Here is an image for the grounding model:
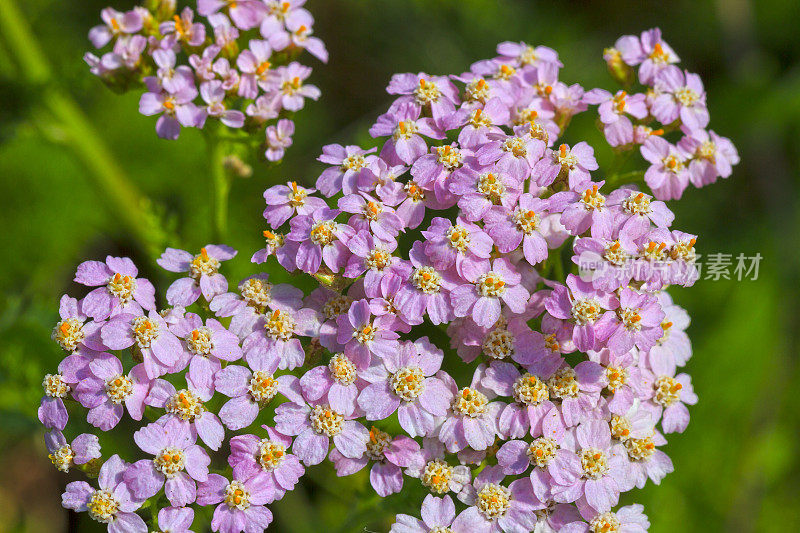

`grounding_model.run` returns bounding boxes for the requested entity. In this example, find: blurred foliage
[1,0,799,531]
